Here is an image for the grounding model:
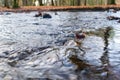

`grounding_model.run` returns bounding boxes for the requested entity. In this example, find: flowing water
[0,11,120,80]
